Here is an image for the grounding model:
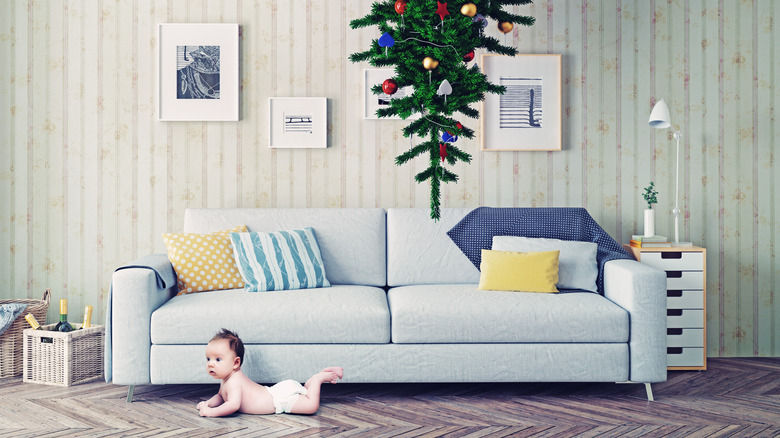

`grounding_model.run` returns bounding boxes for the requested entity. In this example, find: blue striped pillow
[229,228,331,292]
